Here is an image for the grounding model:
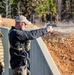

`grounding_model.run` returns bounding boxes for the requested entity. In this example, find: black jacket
[8,26,48,69]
